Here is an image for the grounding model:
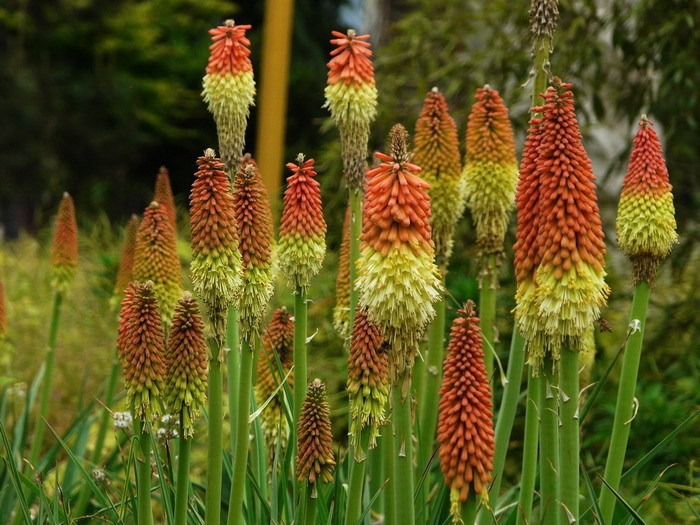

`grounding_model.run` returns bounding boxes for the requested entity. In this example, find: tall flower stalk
[228,161,274,525]
[154,166,177,231]
[599,117,677,524]
[30,192,78,470]
[278,155,327,429]
[117,281,168,525]
[437,301,494,523]
[333,206,352,339]
[202,20,255,173]
[463,85,518,378]
[165,293,208,525]
[356,124,442,524]
[189,149,241,525]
